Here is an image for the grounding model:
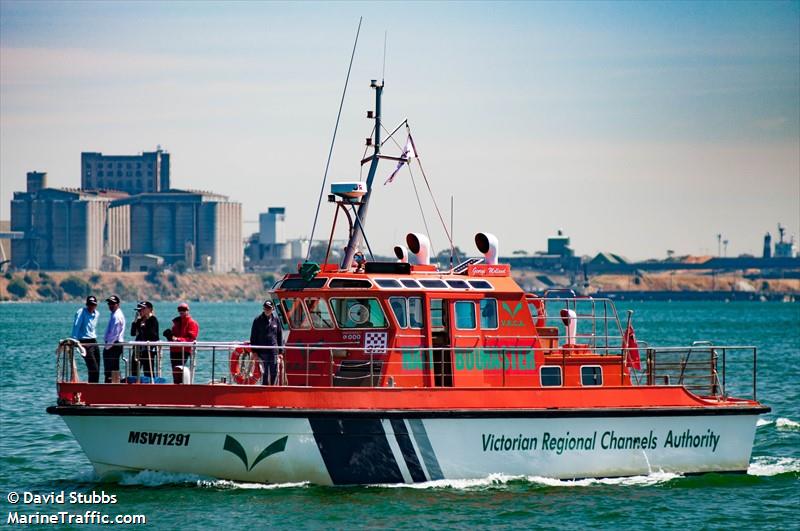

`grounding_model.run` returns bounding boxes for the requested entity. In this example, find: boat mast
[341,79,383,269]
